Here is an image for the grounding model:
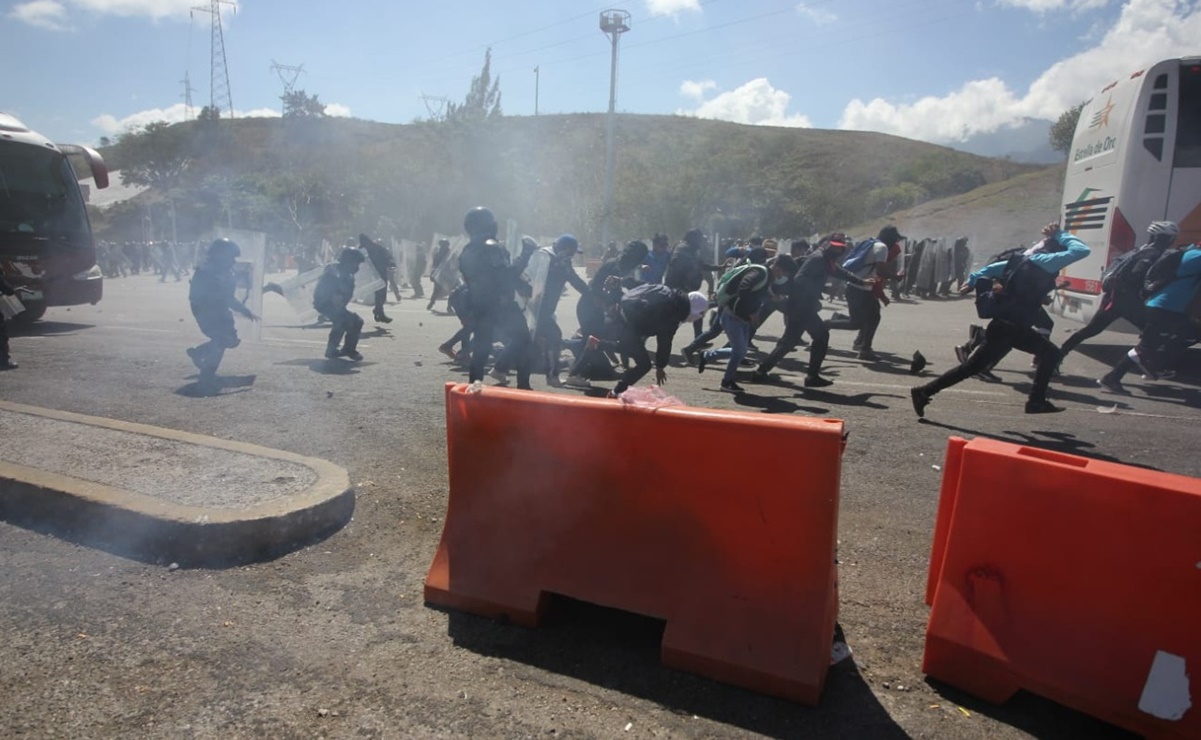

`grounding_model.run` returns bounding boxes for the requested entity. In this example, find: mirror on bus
[57,144,109,190]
